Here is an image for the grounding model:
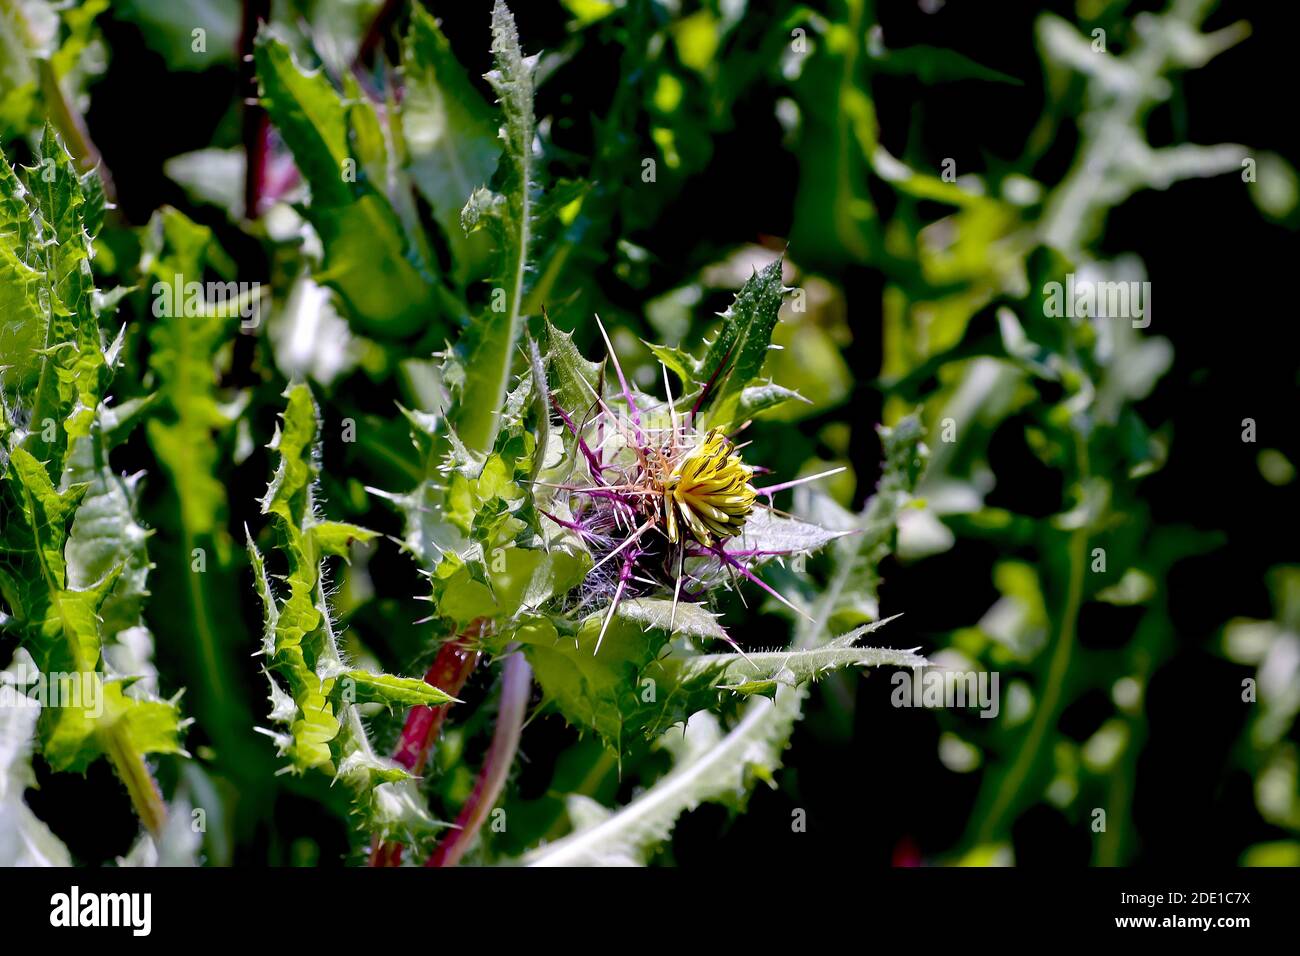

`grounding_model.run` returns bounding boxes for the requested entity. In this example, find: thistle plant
[363,248,927,863]
[0,0,938,871]
[535,266,847,654]
[43,0,1274,871]
[0,129,185,850]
